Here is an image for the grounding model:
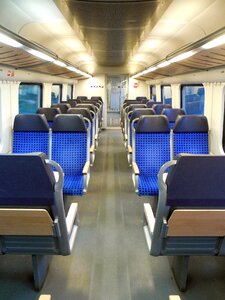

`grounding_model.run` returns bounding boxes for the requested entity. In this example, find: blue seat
[0,152,78,290]
[152,103,172,114]
[132,115,170,196]
[146,101,159,108]
[52,114,90,196]
[161,108,185,129]
[13,114,49,156]
[136,96,148,102]
[143,154,225,291]
[67,107,95,165]
[173,115,209,158]
[36,107,61,128]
